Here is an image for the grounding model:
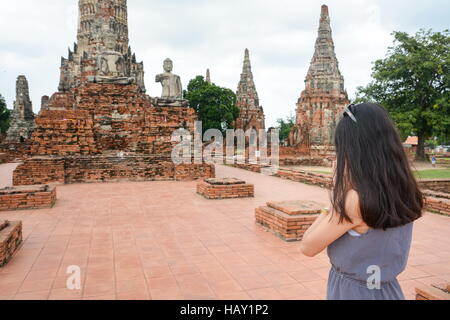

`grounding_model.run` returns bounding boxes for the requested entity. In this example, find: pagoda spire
[305,4,345,94]
[237,48,259,107]
[77,0,130,55]
[206,69,211,84]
